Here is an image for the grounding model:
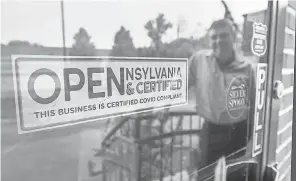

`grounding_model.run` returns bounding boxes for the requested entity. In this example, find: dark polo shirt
[188,49,256,125]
